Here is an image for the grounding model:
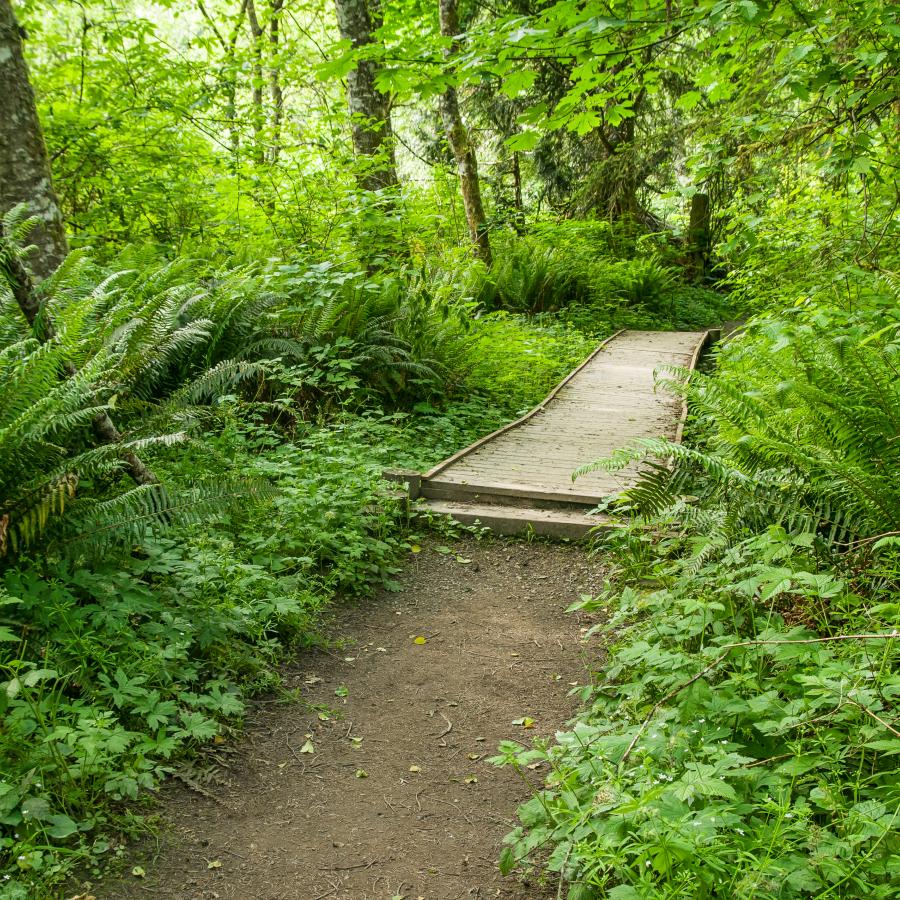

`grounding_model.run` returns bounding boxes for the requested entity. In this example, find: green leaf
[502,70,537,98]
[46,814,79,839]
[607,887,642,900]
[506,130,540,152]
[20,797,52,822]
[675,91,702,111]
[22,668,58,687]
